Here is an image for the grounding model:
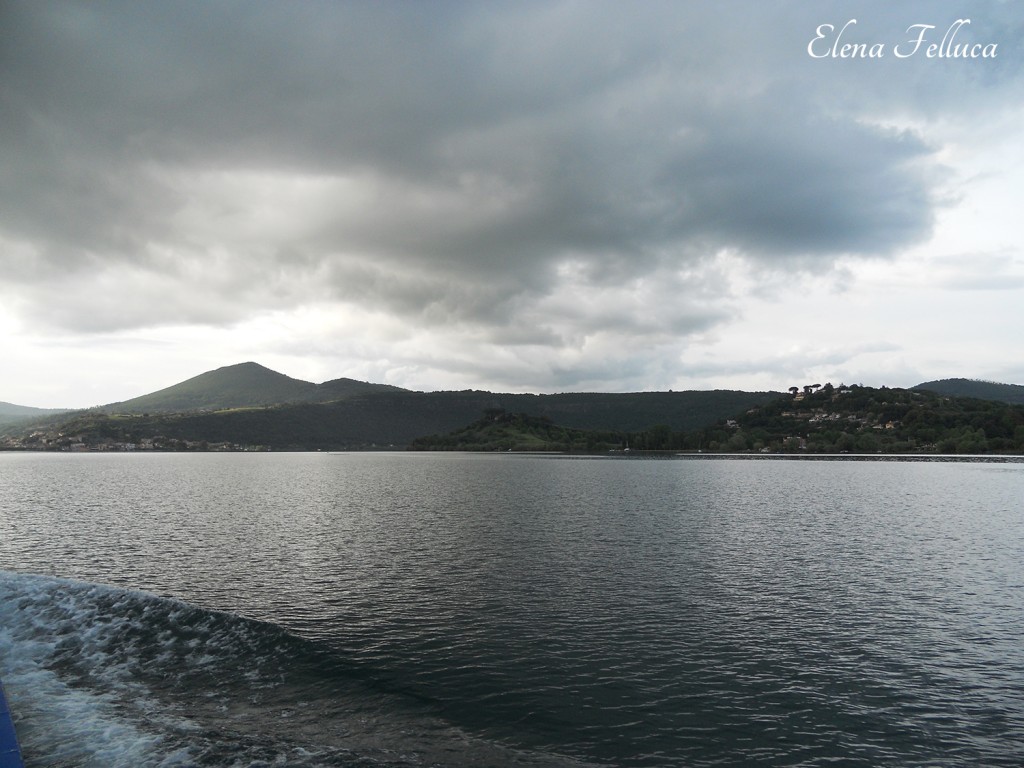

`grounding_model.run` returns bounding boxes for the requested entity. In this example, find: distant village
[0,432,268,452]
[781,384,901,430]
